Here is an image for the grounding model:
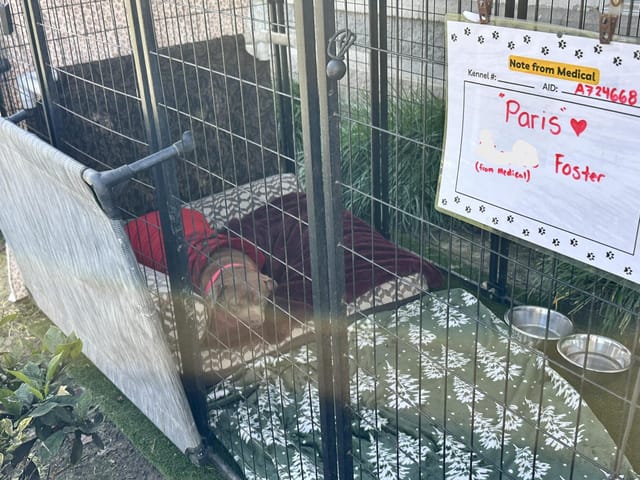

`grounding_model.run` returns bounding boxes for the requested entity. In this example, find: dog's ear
[261,275,277,296]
